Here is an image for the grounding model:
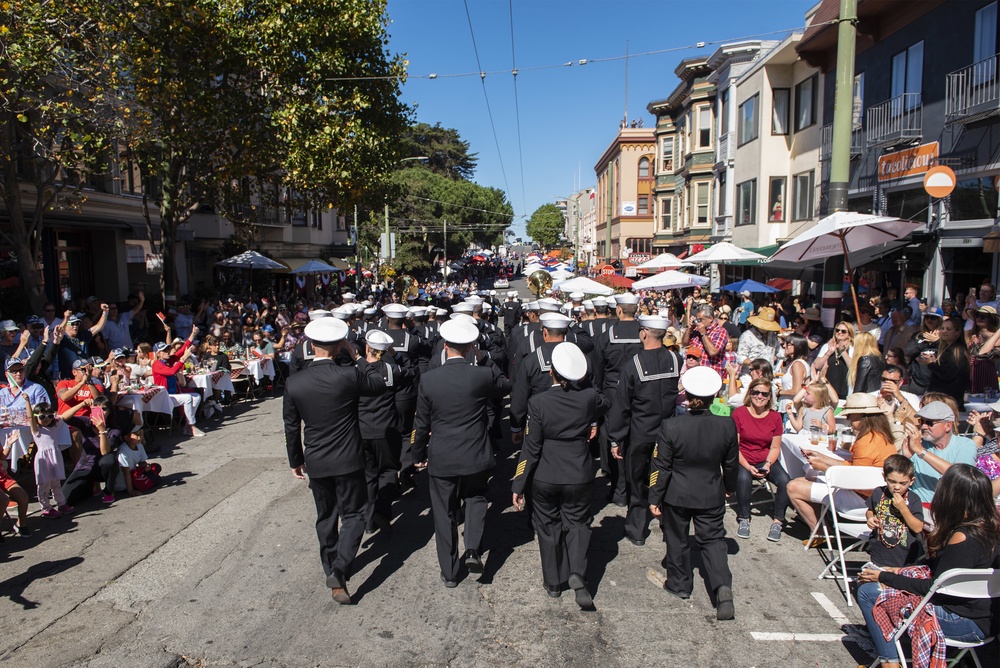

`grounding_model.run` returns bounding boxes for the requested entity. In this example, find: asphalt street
[1,278,996,667]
